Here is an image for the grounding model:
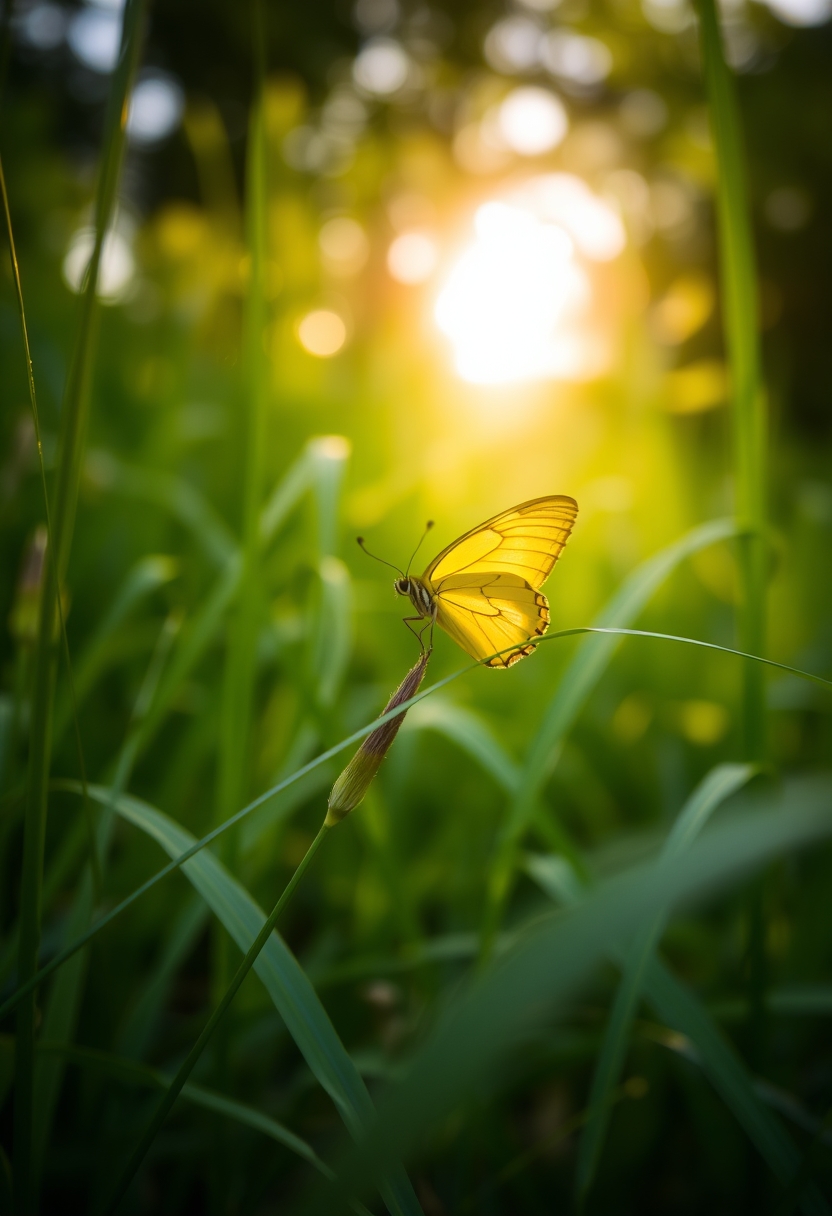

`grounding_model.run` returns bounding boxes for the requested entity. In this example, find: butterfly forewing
[421,496,577,667]
[423,495,578,591]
